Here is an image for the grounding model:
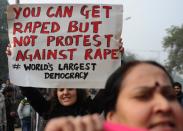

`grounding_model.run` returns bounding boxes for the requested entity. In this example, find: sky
[122,0,183,63]
[7,0,183,63]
